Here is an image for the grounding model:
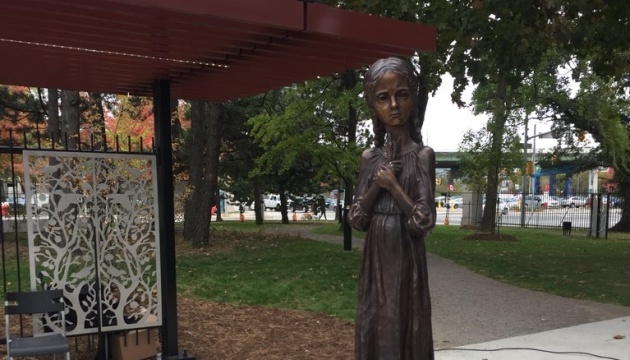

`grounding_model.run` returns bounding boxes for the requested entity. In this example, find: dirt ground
[6,299,354,360]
